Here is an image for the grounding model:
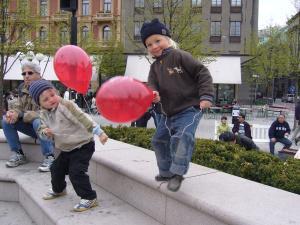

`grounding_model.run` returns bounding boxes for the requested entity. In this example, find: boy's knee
[32,118,41,130]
